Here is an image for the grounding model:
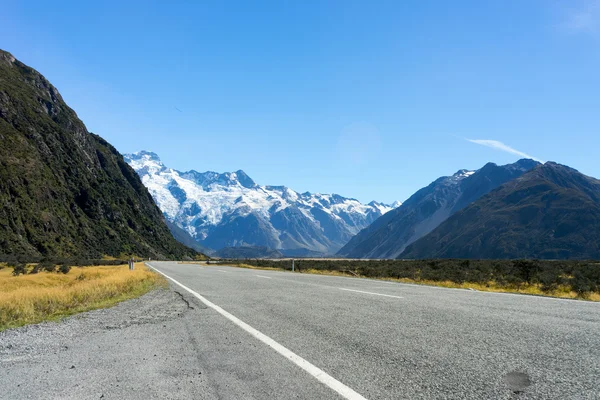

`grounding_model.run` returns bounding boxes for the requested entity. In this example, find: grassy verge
[223,262,600,301]
[0,263,166,331]
[177,261,208,265]
[230,263,285,272]
[379,276,600,301]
